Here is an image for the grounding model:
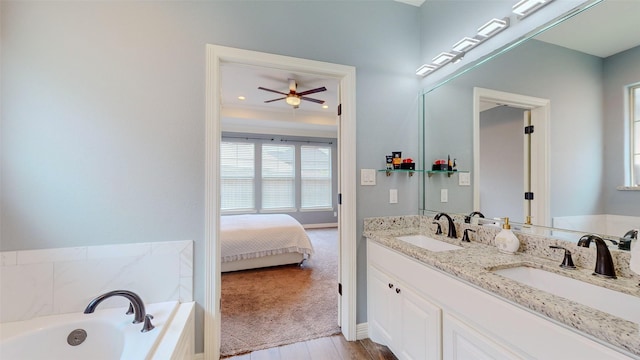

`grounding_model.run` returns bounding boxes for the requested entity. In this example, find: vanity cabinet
[369,264,441,360]
[366,239,635,360]
[442,313,523,360]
